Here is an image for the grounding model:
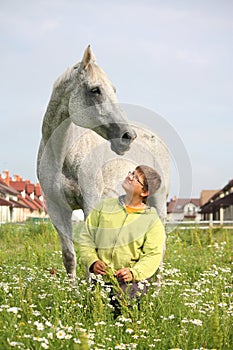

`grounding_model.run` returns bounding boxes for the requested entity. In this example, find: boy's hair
[136,165,161,202]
